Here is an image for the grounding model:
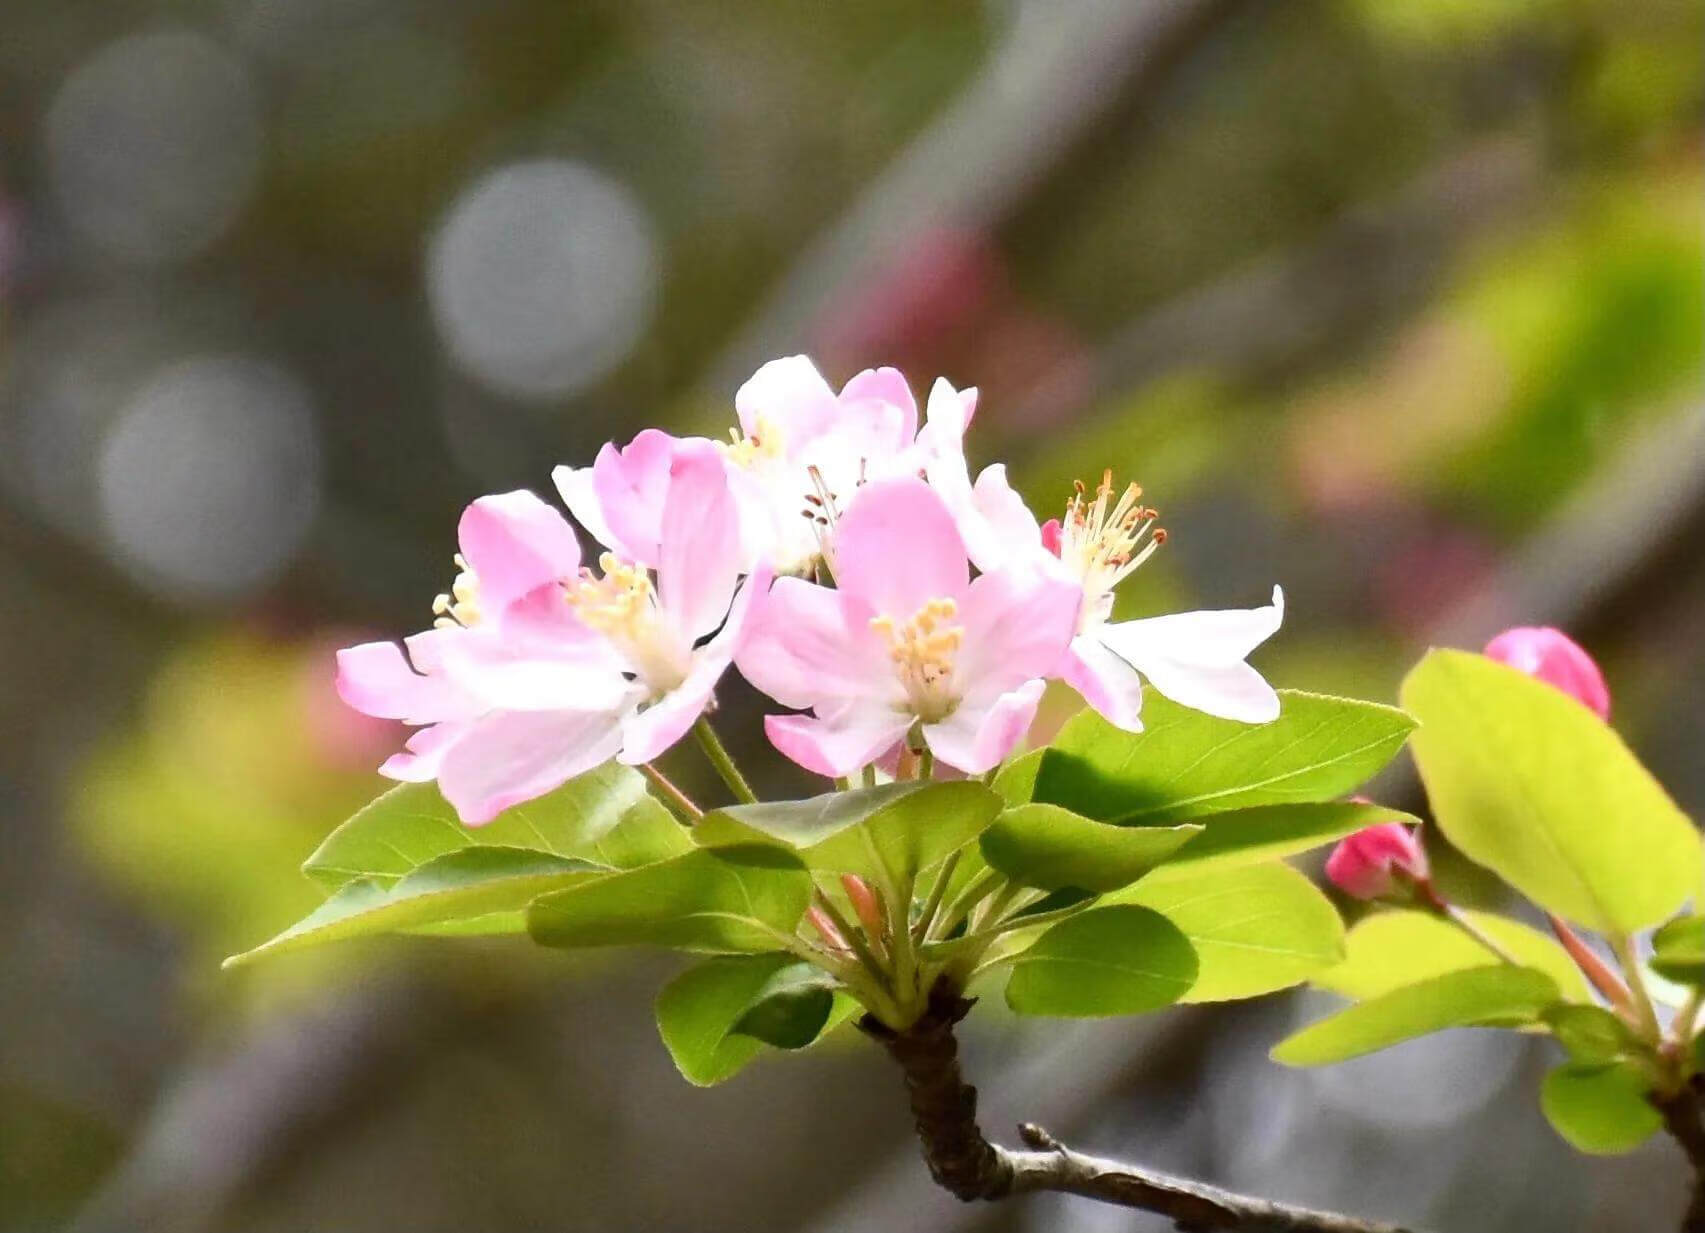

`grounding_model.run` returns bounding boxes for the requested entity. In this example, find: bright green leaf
[656,954,793,1086]
[1544,1005,1640,1064]
[1651,916,1705,986]
[697,781,1003,891]
[1401,650,1699,934]
[526,845,811,954]
[1005,905,1197,1017]
[979,804,1201,893]
[1315,908,1594,1005]
[305,762,688,891]
[1112,862,1345,1002]
[1272,965,1560,1066]
[1151,802,1421,877]
[1034,690,1414,826]
[1540,1062,1662,1154]
[224,847,601,967]
[992,749,1042,806]
[730,962,840,1049]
